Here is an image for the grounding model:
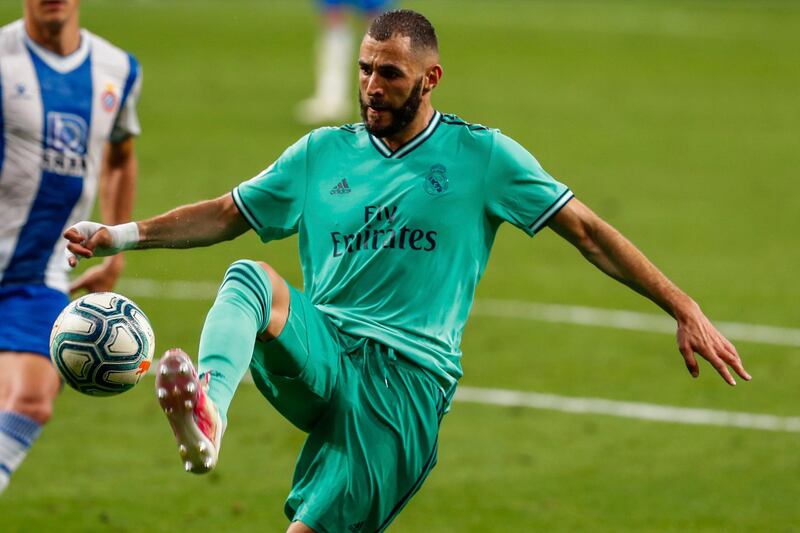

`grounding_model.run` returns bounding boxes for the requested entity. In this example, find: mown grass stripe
[118,279,800,348]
